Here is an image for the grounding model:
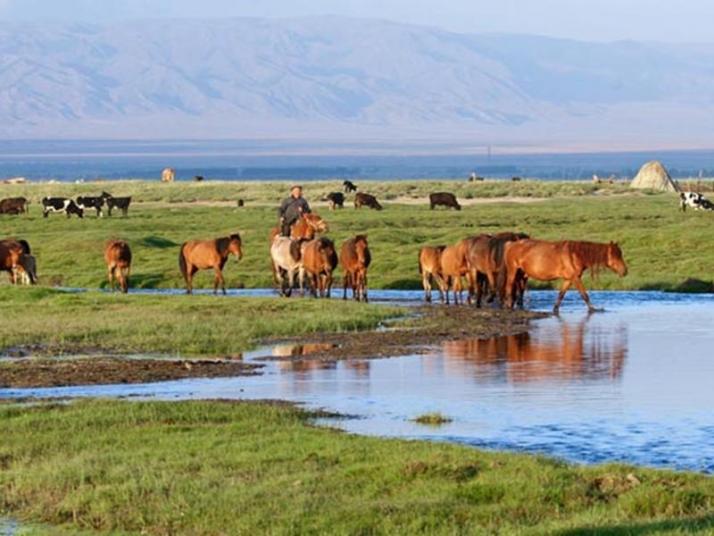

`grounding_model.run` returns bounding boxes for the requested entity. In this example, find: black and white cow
[42,197,84,218]
[100,192,132,217]
[76,196,105,217]
[680,192,714,211]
